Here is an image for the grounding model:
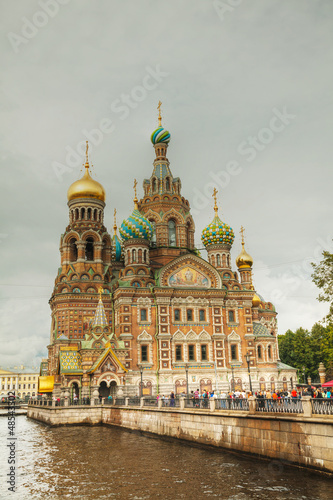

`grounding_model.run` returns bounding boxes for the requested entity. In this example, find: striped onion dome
[151,127,171,145]
[120,208,153,241]
[201,214,235,247]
